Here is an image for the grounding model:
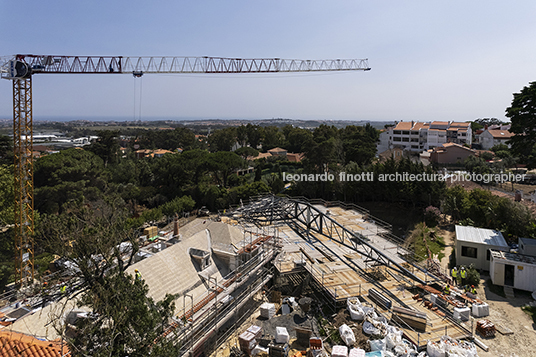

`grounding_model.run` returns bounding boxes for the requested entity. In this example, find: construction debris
[427,335,478,357]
